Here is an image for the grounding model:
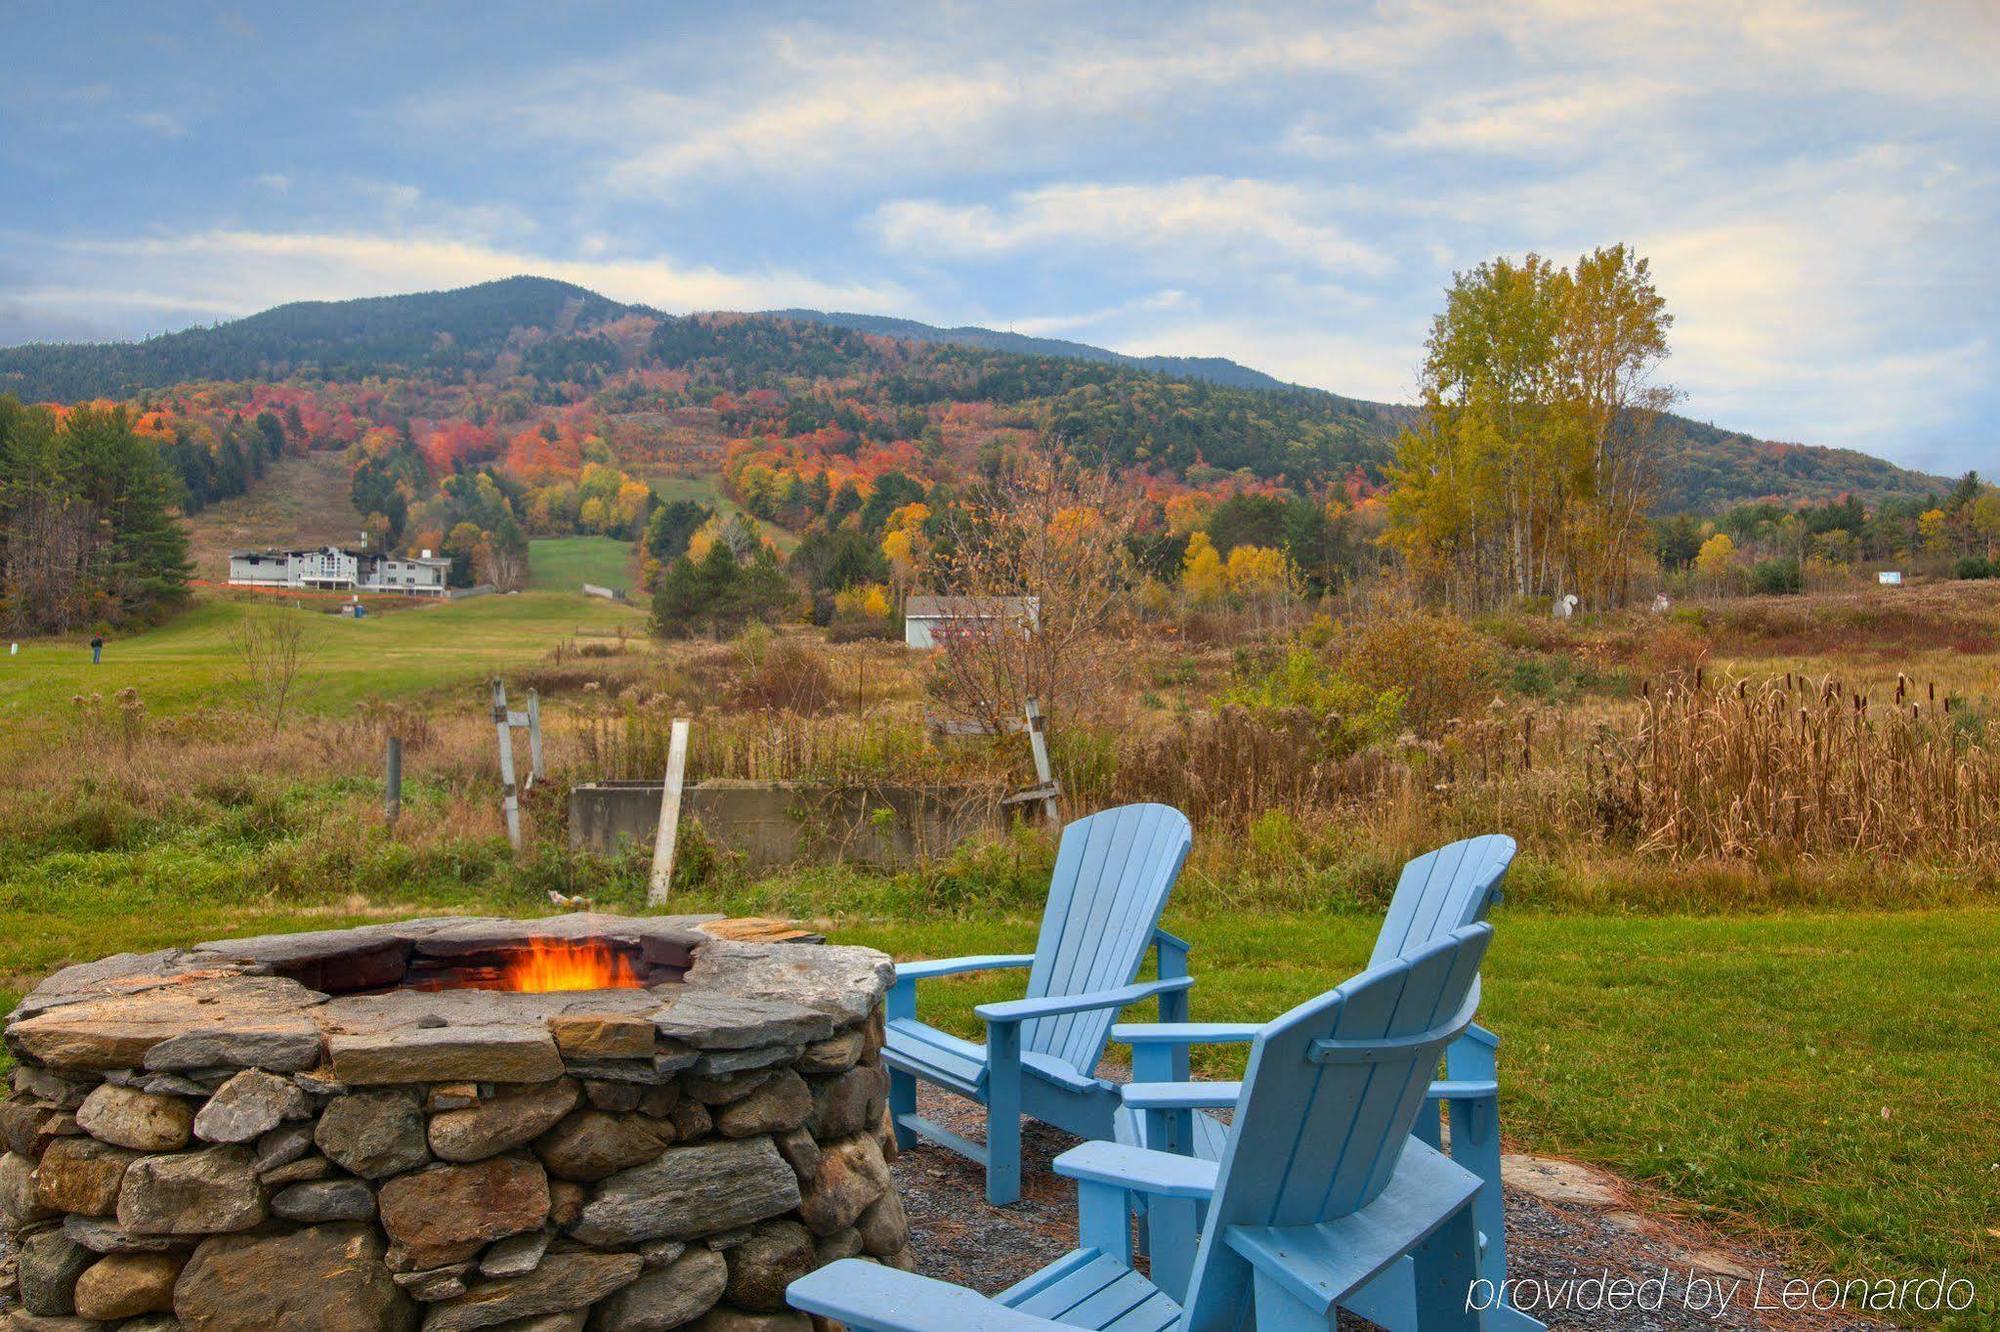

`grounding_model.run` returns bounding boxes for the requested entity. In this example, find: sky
[1,1,1995,473]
